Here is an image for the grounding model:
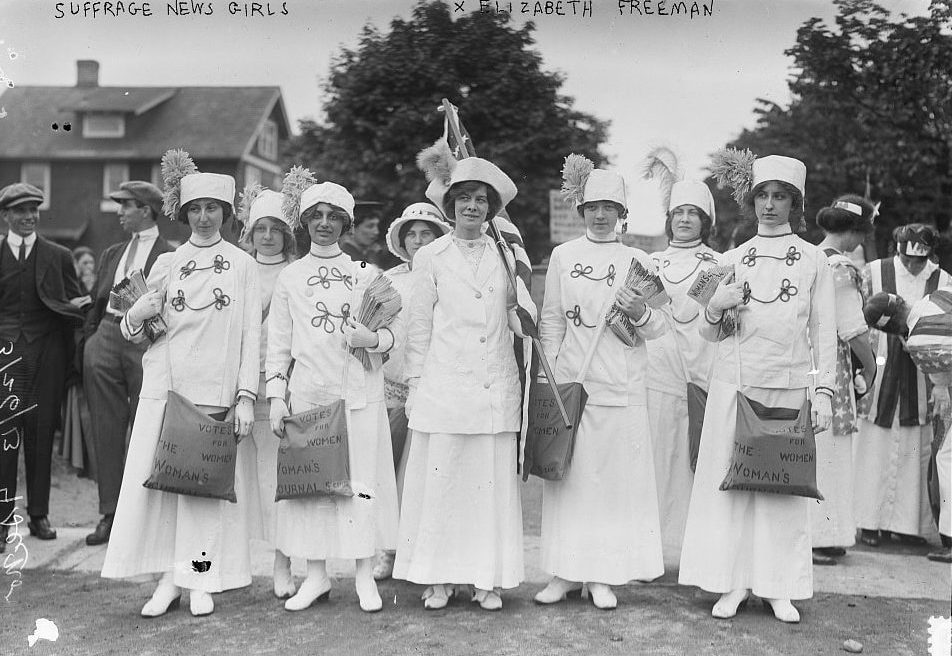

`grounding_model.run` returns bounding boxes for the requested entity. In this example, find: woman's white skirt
[678,380,813,600]
[647,388,694,561]
[273,395,398,560]
[809,429,856,548]
[853,418,933,536]
[101,398,256,592]
[393,431,524,590]
[541,403,664,585]
[246,376,278,544]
